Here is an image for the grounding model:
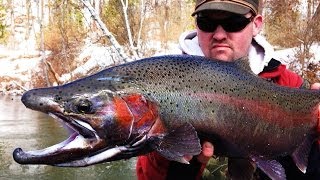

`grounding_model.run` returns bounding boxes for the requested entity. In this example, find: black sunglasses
[196,15,254,33]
